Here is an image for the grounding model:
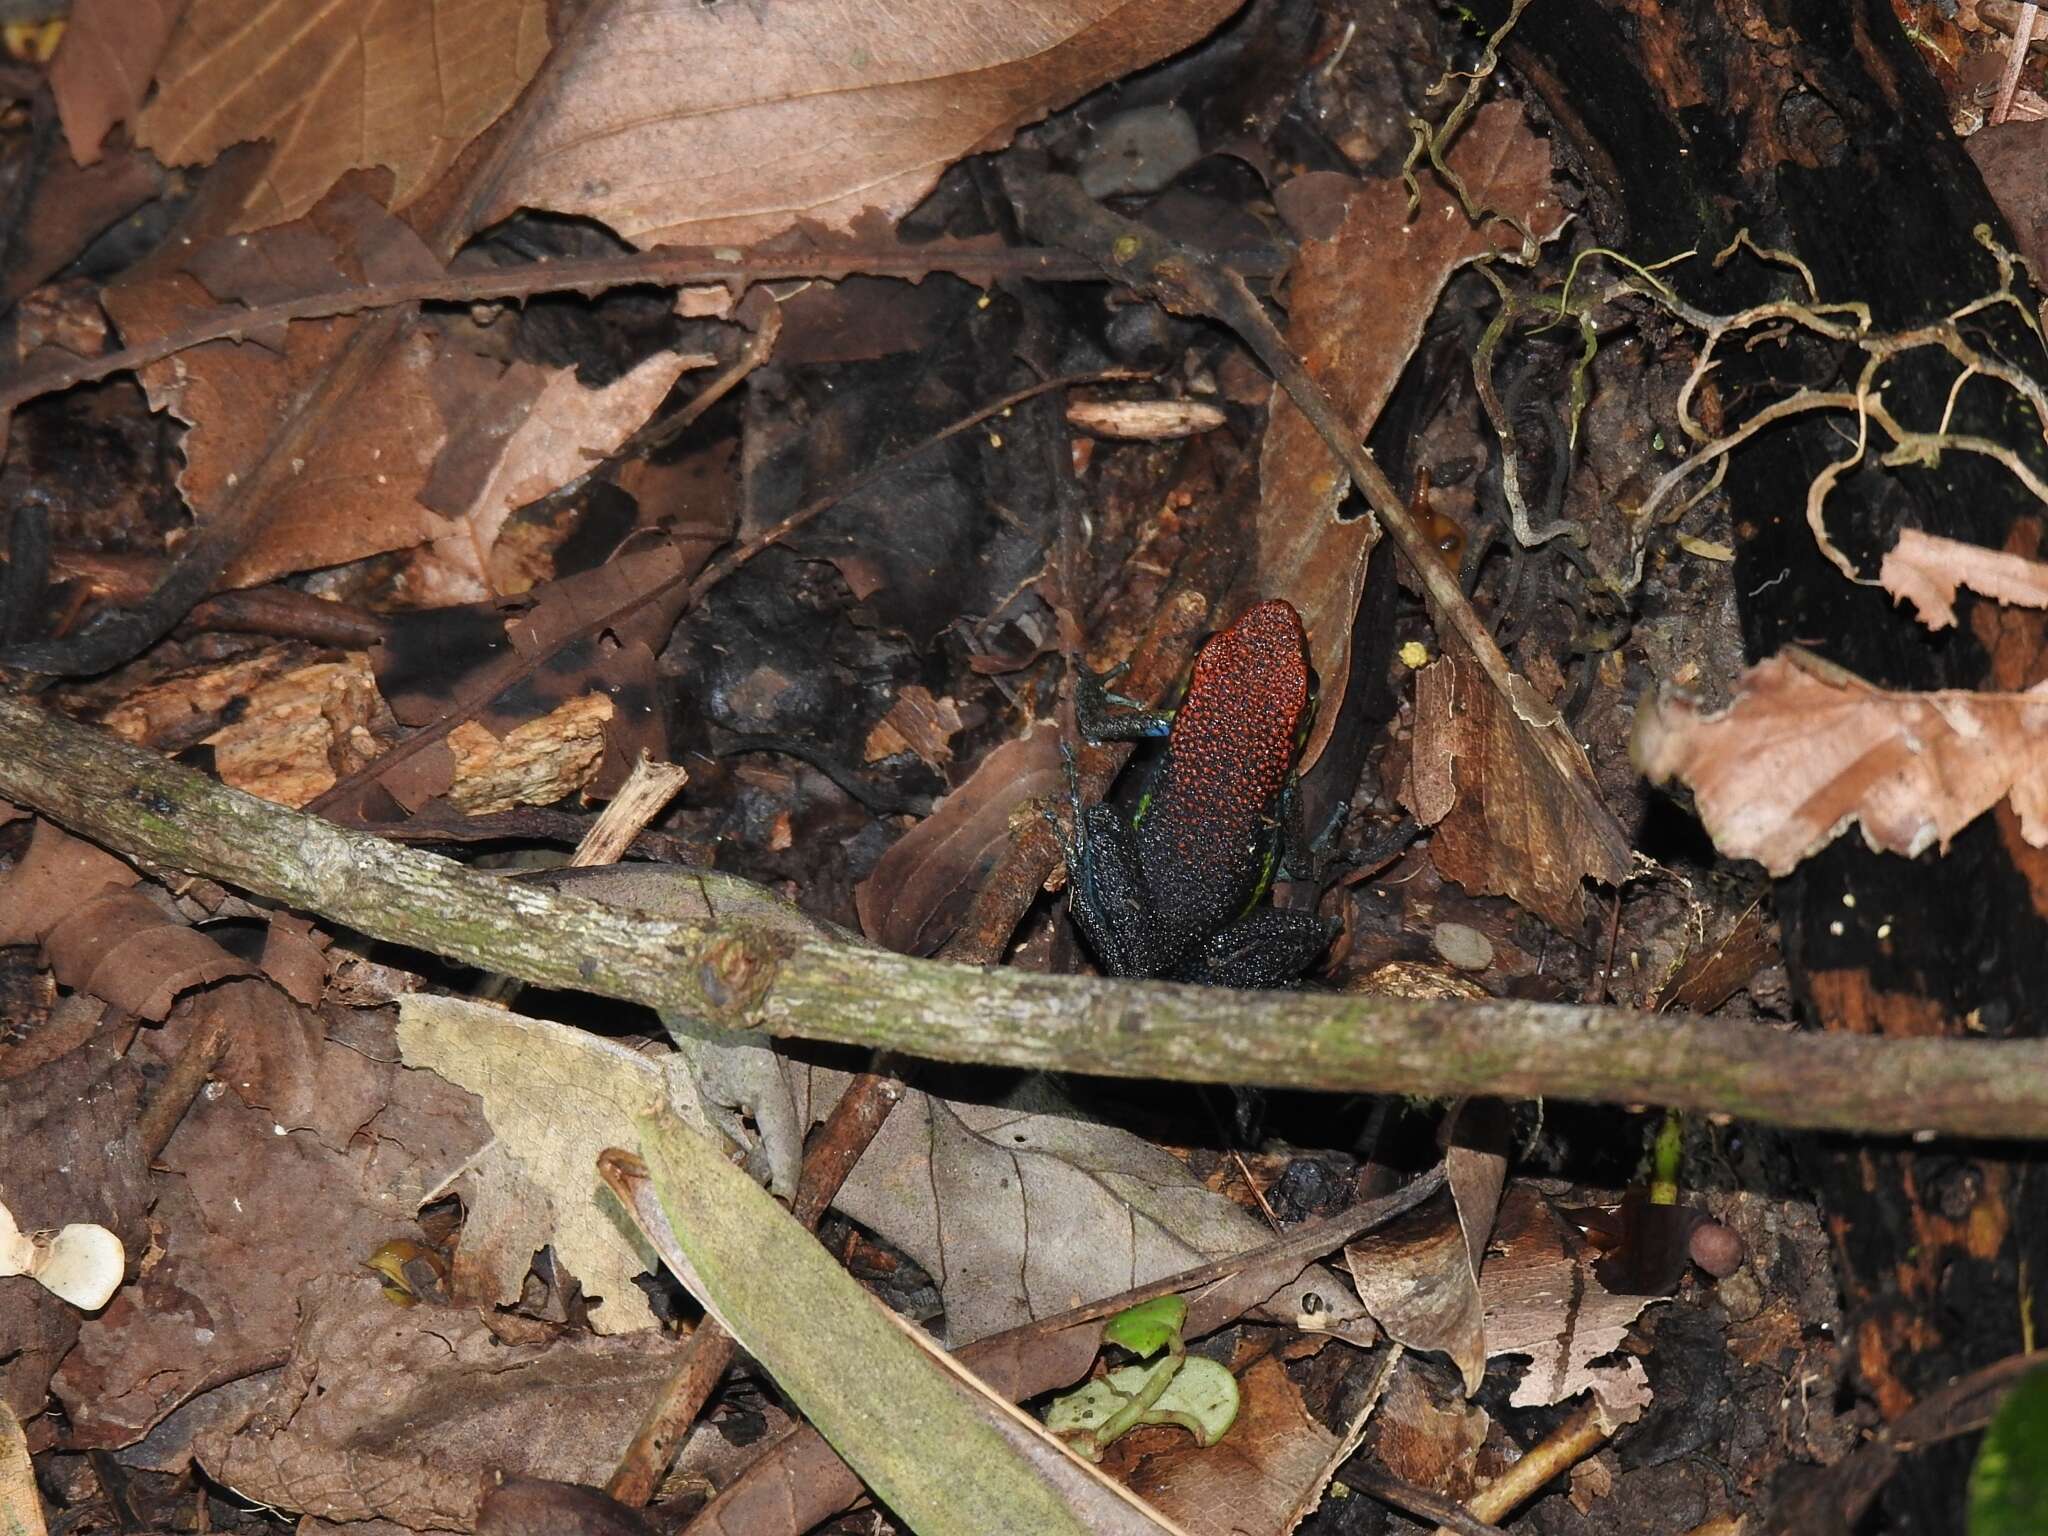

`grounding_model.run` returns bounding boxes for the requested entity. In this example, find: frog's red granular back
[1139,599,1313,929]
